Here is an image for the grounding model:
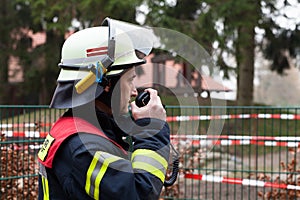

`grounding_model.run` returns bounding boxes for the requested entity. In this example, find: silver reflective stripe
[132,154,166,175]
[85,151,122,200]
[131,149,168,182]
[39,163,47,178]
